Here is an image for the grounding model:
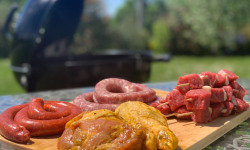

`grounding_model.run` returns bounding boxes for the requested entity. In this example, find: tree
[149,19,170,54]
[166,0,250,54]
